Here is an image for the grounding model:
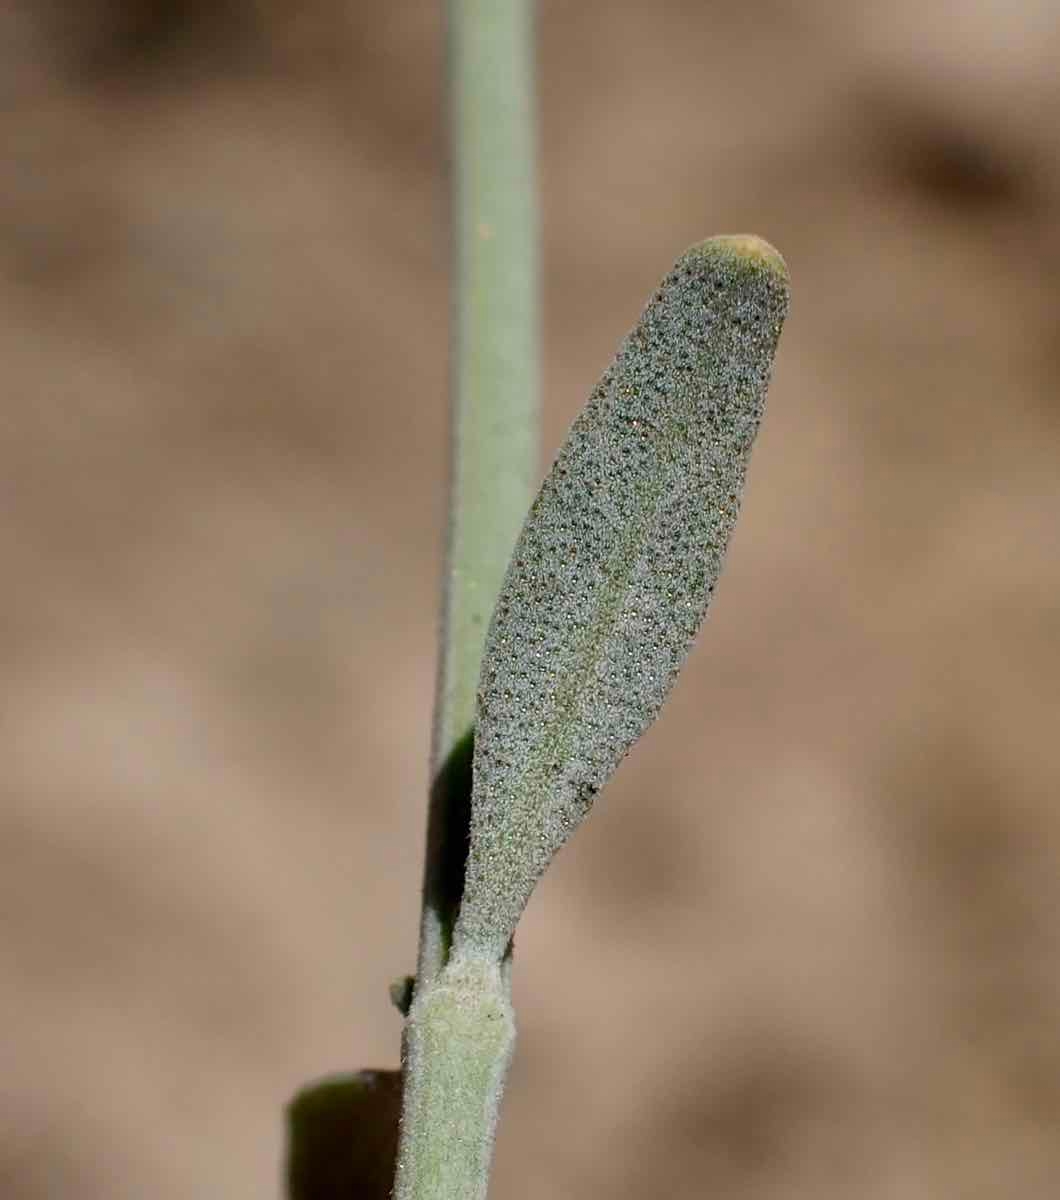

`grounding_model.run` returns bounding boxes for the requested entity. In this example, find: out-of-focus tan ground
[2,4,1059,1198]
